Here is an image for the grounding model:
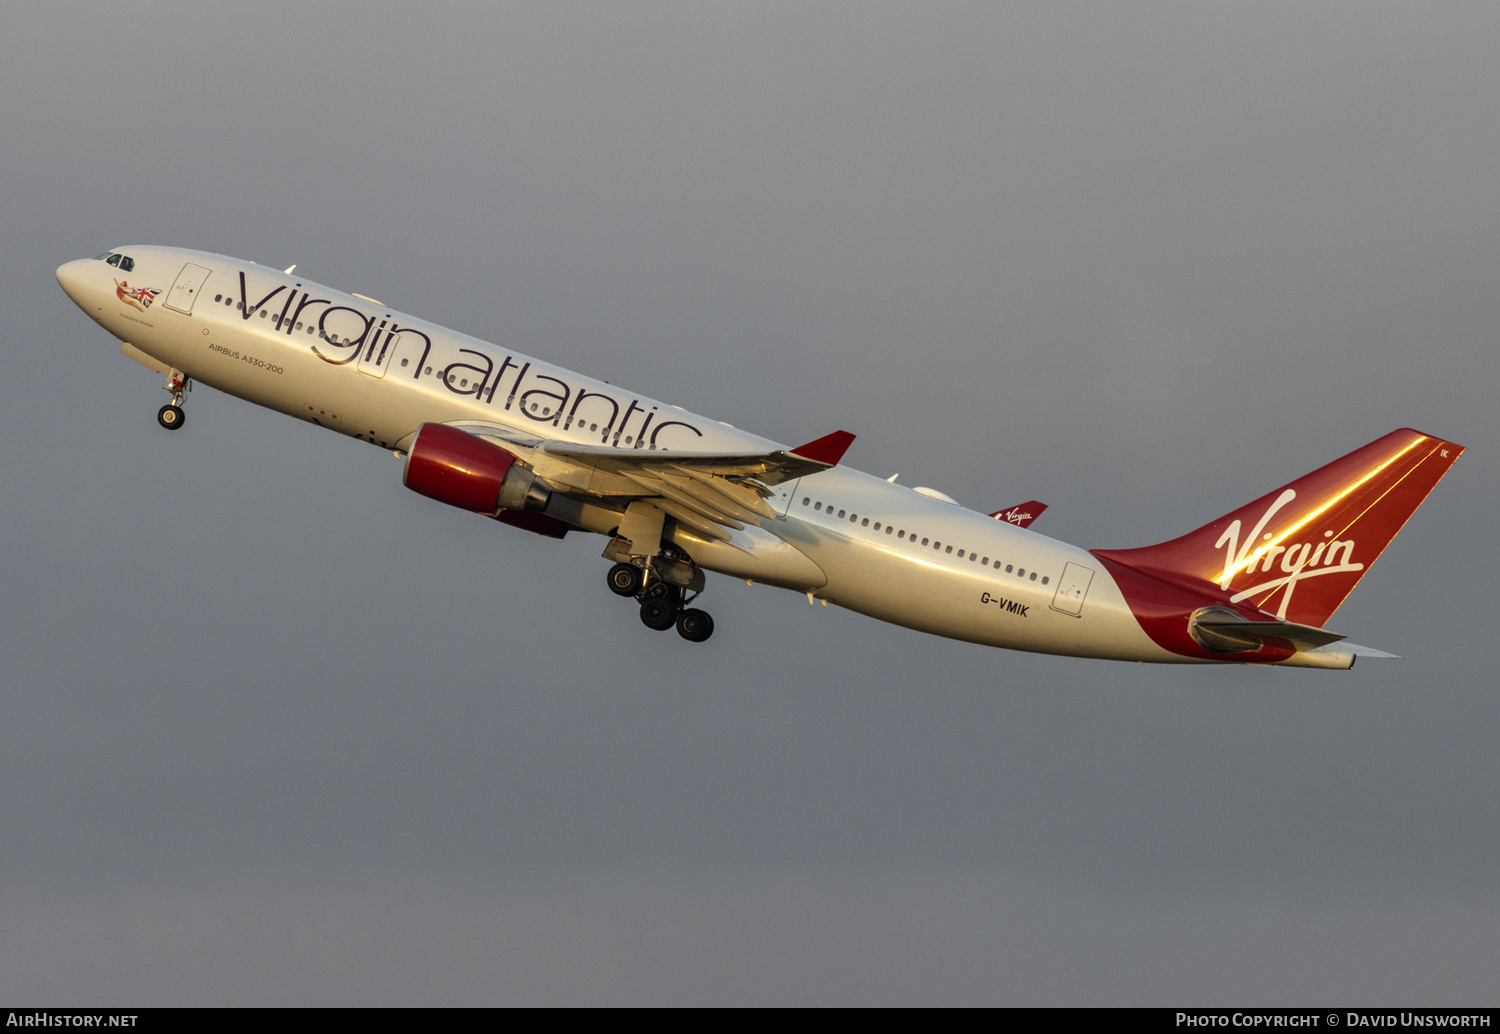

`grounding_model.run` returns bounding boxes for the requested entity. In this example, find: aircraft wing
[542,428,855,486]
[445,422,854,542]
